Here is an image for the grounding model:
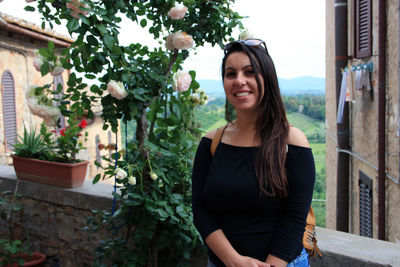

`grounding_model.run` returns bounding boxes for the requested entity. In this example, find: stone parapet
[2,165,400,266]
[310,227,400,266]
